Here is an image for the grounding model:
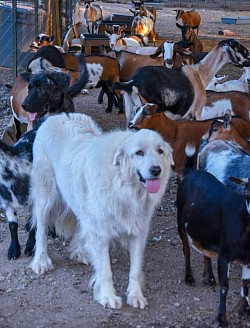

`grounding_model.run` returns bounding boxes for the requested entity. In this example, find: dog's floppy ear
[113,147,124,166]
[48,72,71,91]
